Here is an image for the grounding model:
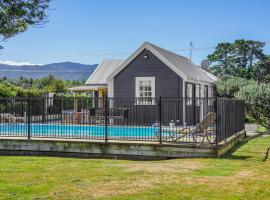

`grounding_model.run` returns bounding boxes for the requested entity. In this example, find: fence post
[105,95,108,143]
[27,96,31,140]
[42,97,45,123]
[215,97,218,146]
[159,96,162,144]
